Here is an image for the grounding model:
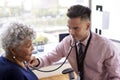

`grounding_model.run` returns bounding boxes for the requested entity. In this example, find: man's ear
[86,21,90,30]
[8,47,16,55]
